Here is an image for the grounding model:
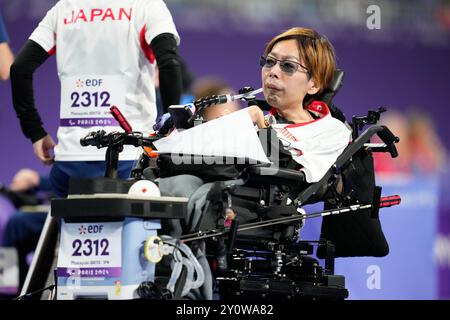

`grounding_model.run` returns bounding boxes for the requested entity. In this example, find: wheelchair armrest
[296,125,398,205]
[375,125,399,158]
[336,125,398,169]
[245,165,308,190]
